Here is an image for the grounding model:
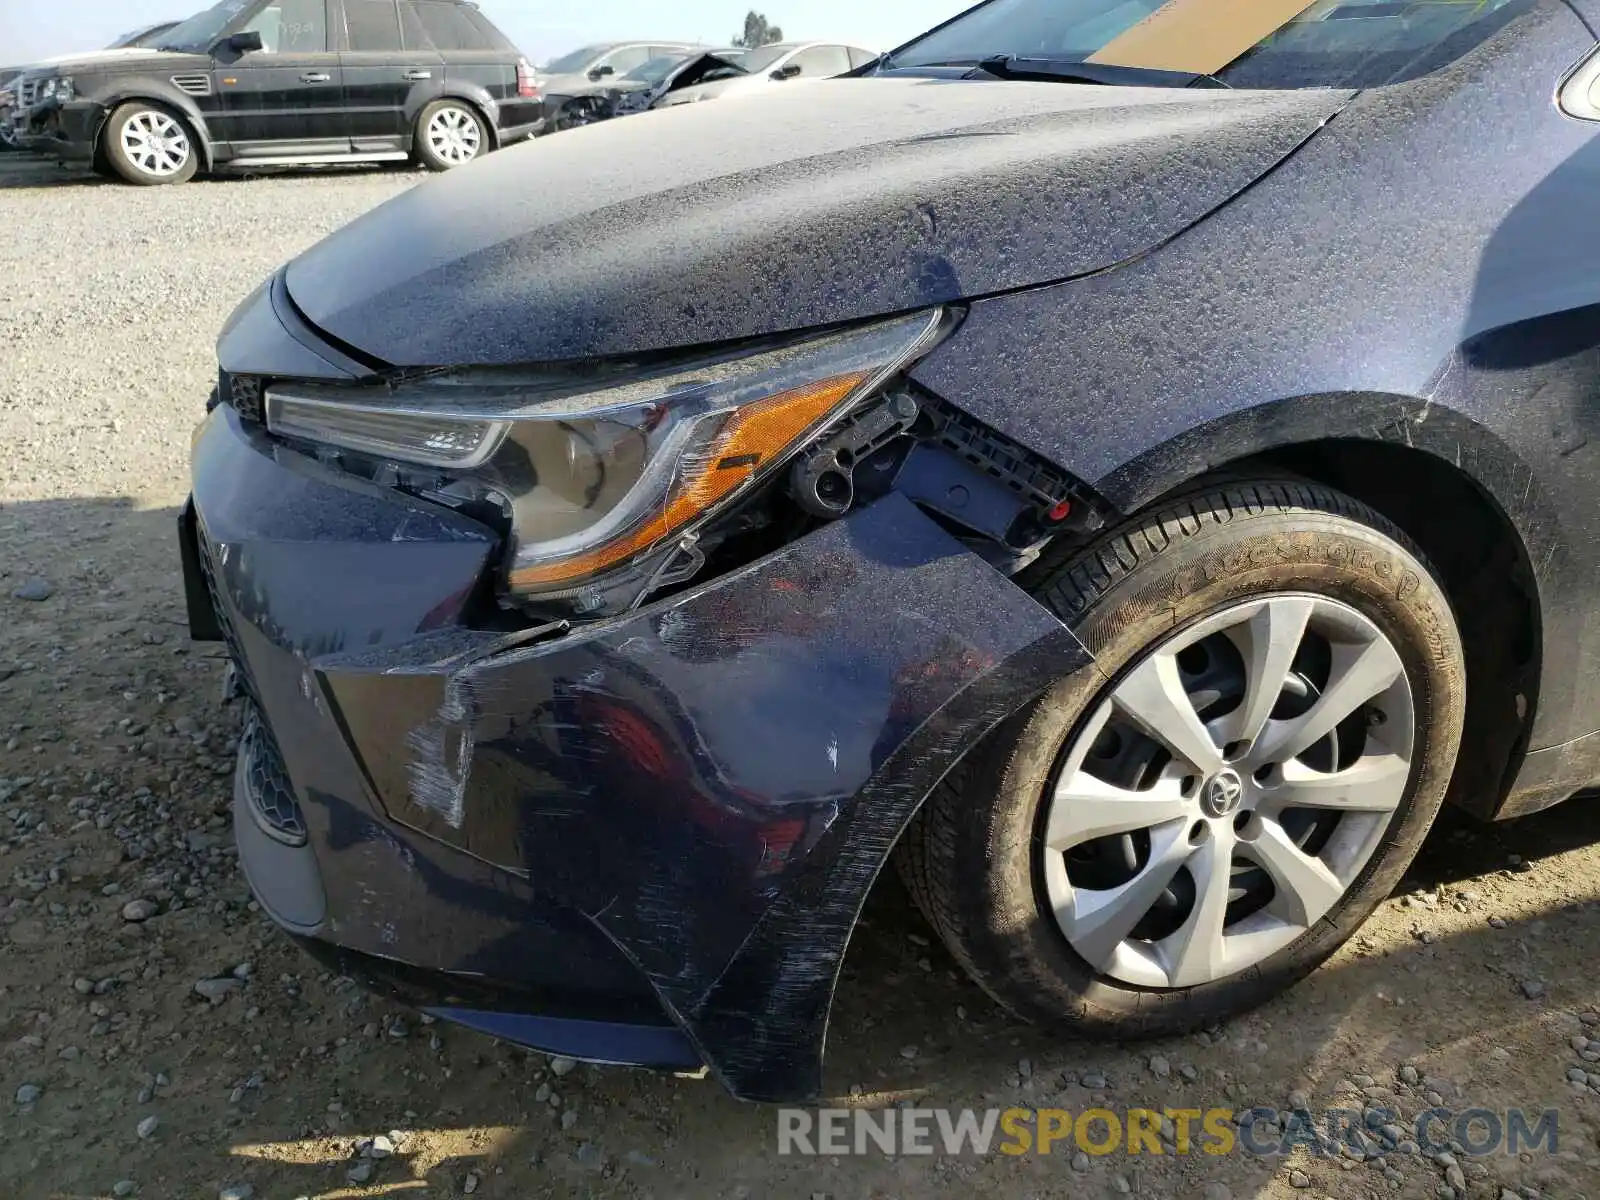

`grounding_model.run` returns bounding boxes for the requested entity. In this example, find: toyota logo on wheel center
[1201,768,1245,819]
